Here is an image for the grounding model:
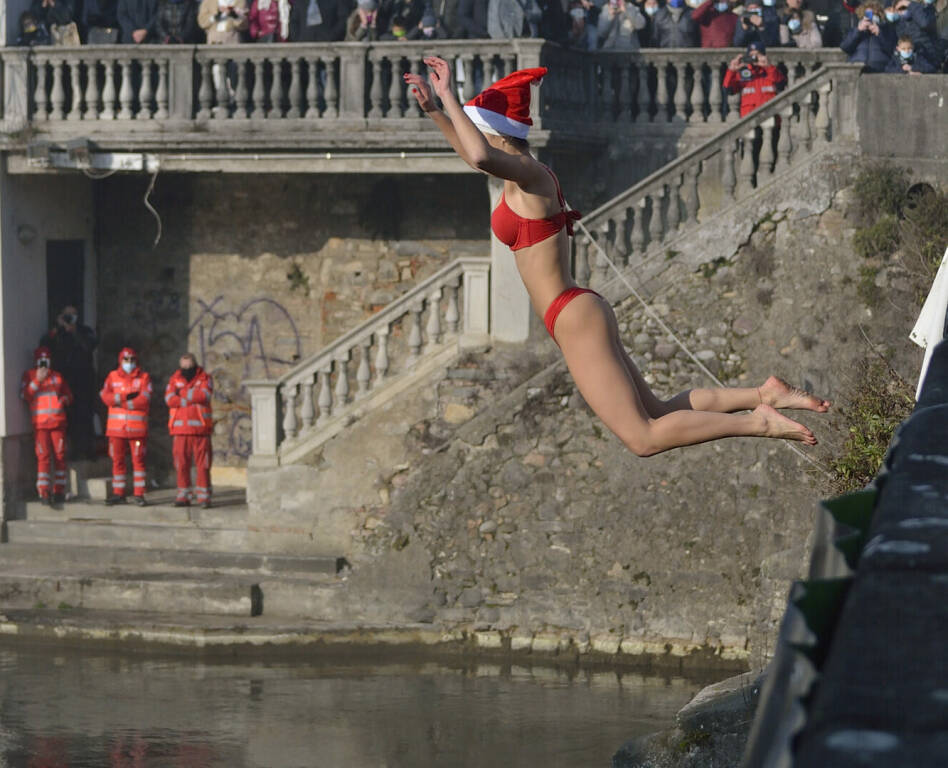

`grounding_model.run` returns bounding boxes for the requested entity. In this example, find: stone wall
[248,156,929,668]
[94,173,490,475]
